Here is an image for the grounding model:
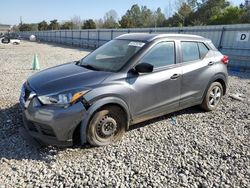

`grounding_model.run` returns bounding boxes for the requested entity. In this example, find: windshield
[80,39,145,72]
